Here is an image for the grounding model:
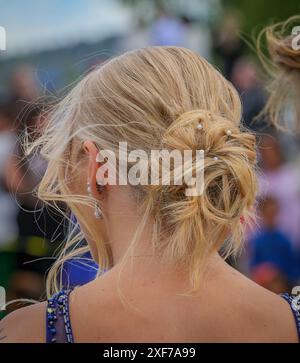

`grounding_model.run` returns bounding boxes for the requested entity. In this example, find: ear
[83,140,100,198]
